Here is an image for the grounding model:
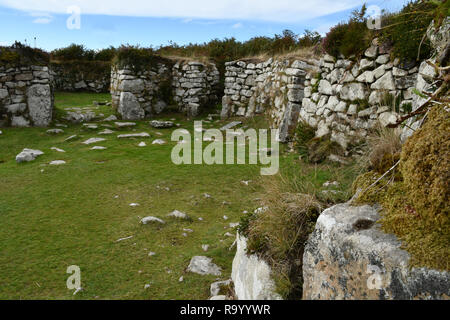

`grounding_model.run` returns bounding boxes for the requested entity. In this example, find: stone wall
[301,39,419,150]
[110,59,220,120]
[220,38,423,148]
[0,64,53,127]
[220,58,317,142]
[303,203,450,300]
[50,61,111,93]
